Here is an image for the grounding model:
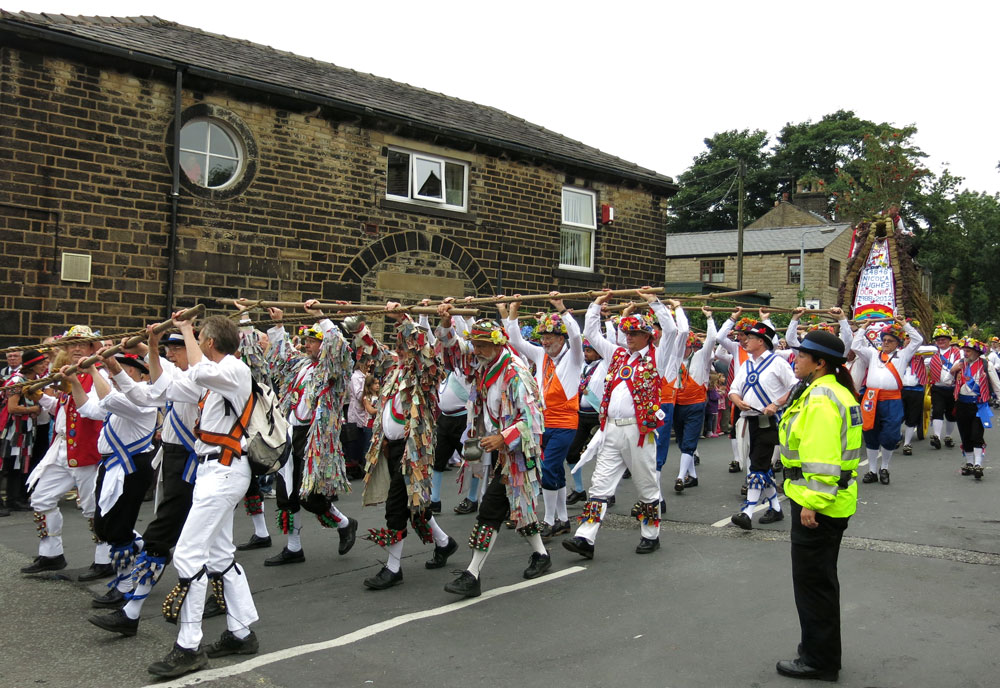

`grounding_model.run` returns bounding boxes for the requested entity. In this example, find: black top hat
[744,321,776,349]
